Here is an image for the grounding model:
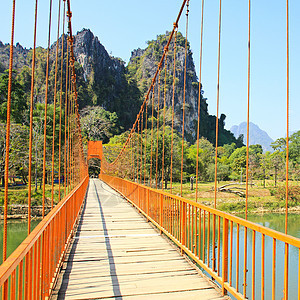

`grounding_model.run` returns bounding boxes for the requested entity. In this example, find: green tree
[80,106,120,143]
[0,70,27,123]
[0,123,28,186]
